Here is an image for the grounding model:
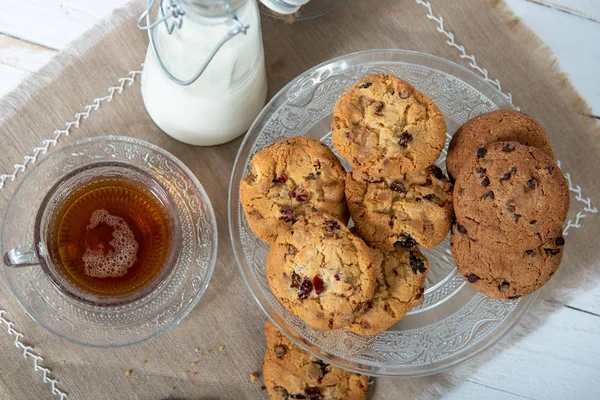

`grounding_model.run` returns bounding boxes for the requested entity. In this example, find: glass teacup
[4,161,182,306]
[1,136,217,347]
